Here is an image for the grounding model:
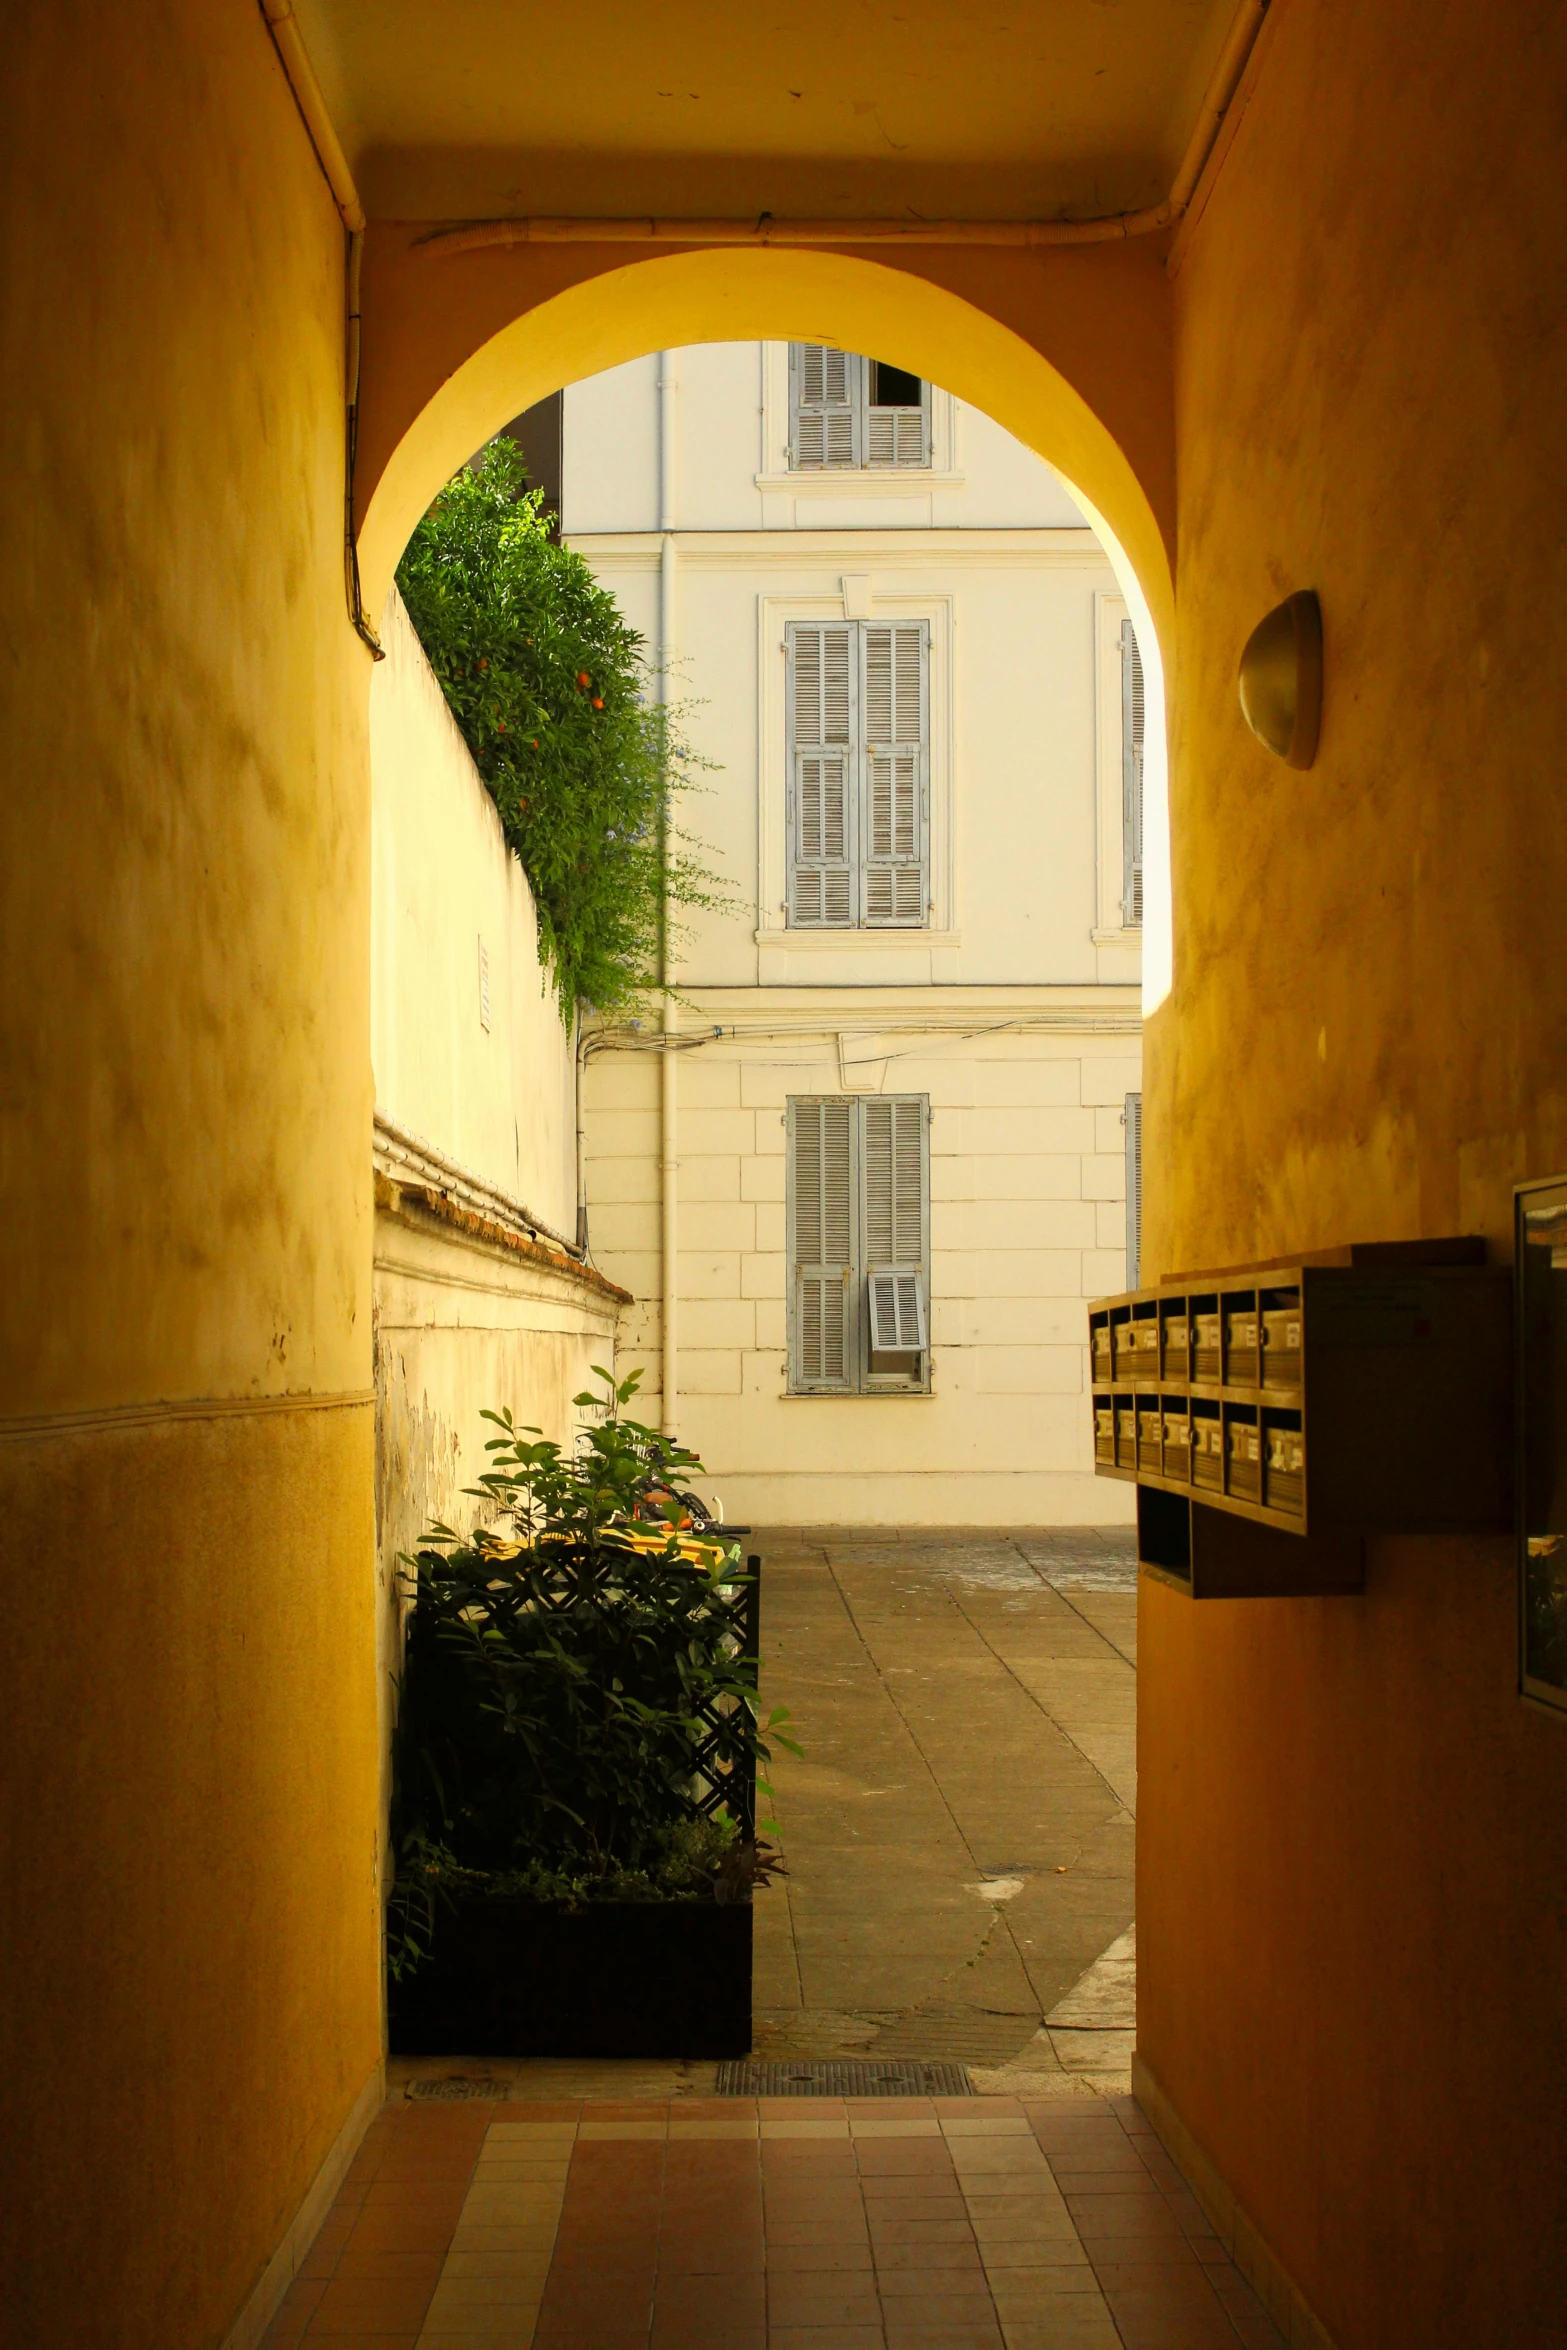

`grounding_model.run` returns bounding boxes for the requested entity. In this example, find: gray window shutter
[789,1099,856,1389]
[791,344,858,470]
[1124,1091,1142,1287]
[1120,617,1145,927]
[866,379,930,468]
[860,622,928,926]
[868,1268,928,1351]
[861,1094,929,1380]
[787,623,856,927]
